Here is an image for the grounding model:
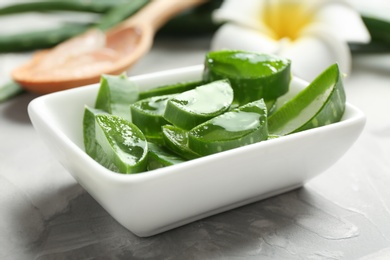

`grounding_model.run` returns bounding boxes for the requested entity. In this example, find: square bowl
[28,65,366,237]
